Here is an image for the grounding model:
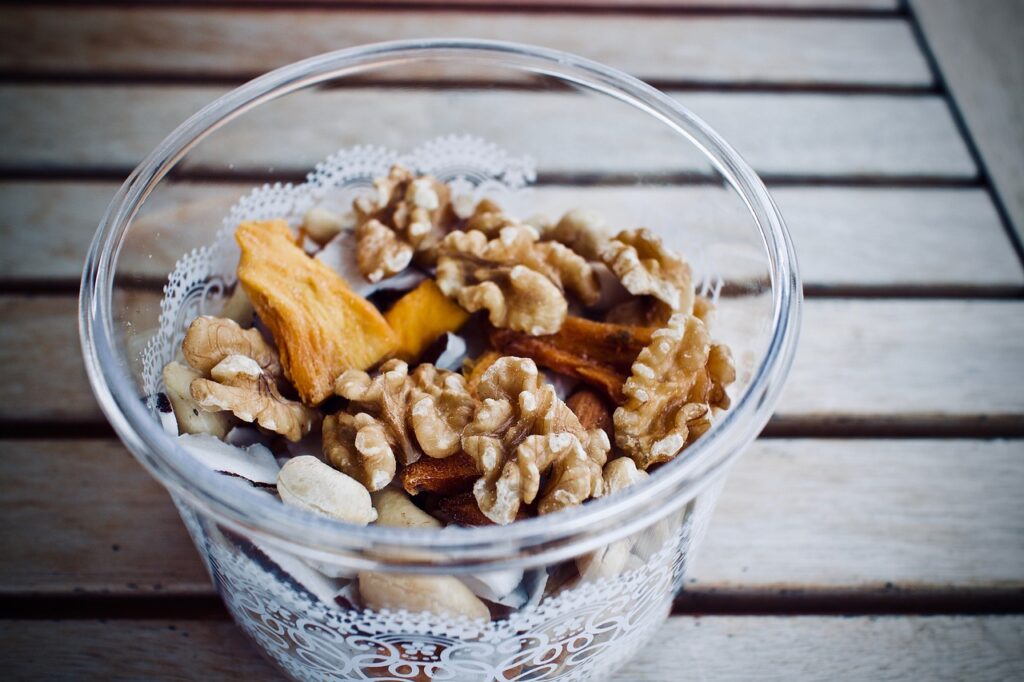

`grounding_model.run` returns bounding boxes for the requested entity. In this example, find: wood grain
[0,86,976,179]
[2,183,1019,290]
[0,440,211,596]
[0,9,929,87]
[1,616,1020,680]
[693,439,1024,592]
[5,296,1020,424]
[911,0,1024,242]
[2,439,1020,597]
